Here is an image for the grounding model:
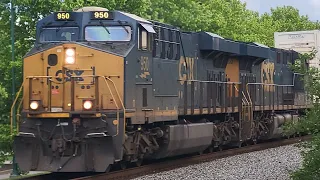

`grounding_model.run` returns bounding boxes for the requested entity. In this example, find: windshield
[85,26,131,42]
[39,27,79,42]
